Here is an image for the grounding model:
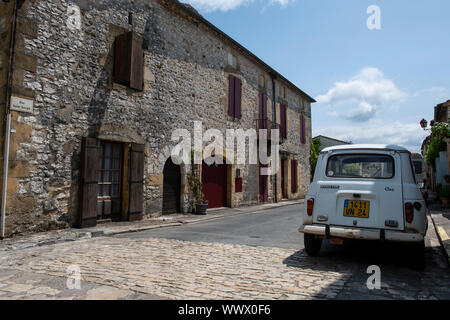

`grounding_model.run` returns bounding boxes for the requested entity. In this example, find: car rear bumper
[298,224,424,243]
